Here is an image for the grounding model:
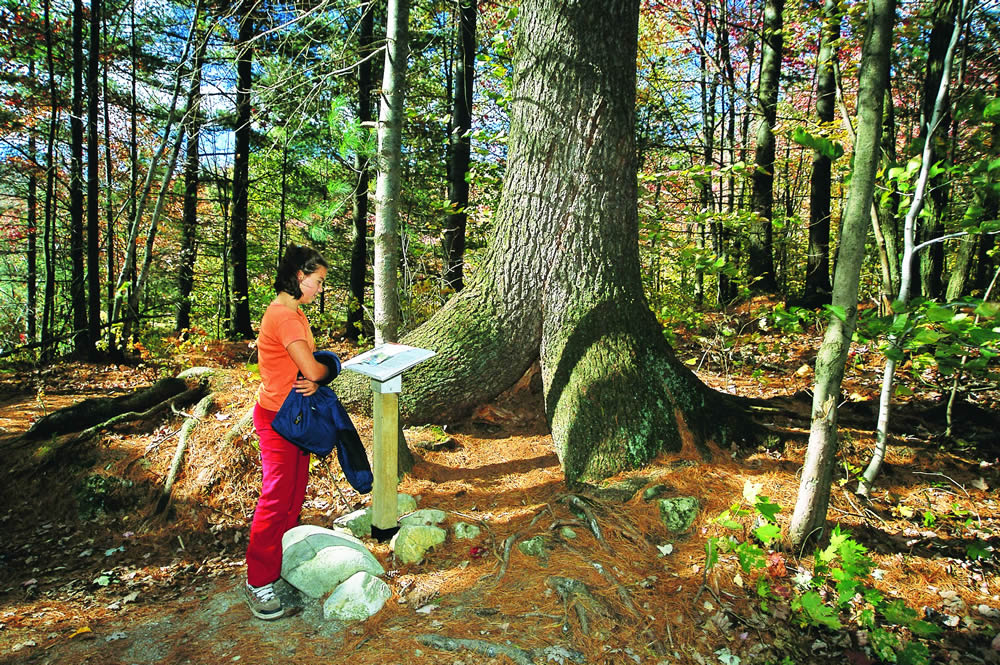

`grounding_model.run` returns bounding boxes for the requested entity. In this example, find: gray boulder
[452,522,481,540]
[399,509,447,527]
[333,494,419,539]
[280,525,385,598]
[322,571,391,621]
